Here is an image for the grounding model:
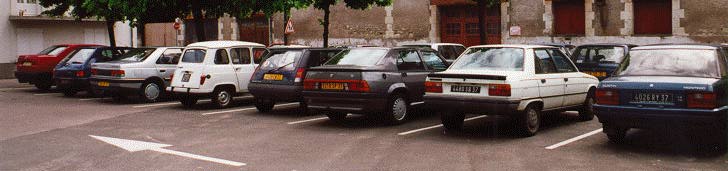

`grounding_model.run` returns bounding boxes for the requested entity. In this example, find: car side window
[534,49,557,74]
[231,48,251,64]
[308,50,341,67]
[253,48,268,64]
[396,50,426,71]
[549,49,577,73]
[453,46,466,57]
[437,46,451,59]
[156,49,182,64]
[420,51,448,71]
[214,49,230,65]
